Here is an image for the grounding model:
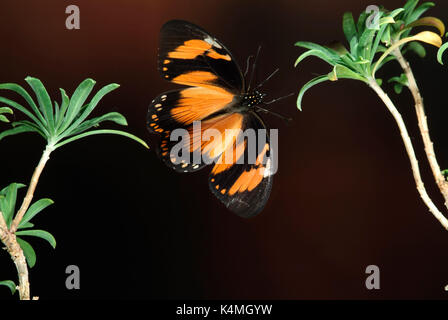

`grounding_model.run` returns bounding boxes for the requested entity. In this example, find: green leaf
[25,77,55,134]
[57,79,96,135]
[16,230,56,249]
[407,16,445,37]
[294,42,341,61]
[54,129,149,150]
[328,64,368,82]
[410,2,435,22]
[0,83,46,127]
[0,280,16,295]
[12,120,47,138]
[373,31,442,77]
[343,12,357,43]
[0,125,39,142]
[394,83,404,94]
[389,8,406,20]
[406,41,427,57]
[296,75,330,111]
[55,89,70,130]
[403,0,420,23]
[380,26,392,46]
[0,183,26,228]
[0,107,13,115]
[376,55,397,70]
[294,49,337,68]
[349,36,359,57]
[64,112,128,137]
[357,11,368,37]
[54,101,60,125]
[388,73,409,86]
[0,96,49,137]
[18,198,54,229]
[437,41,448,64]
[371,17,396,61]
[59,84,120,139]
[16,237,36,268]
[0,115,9,123]
[358,27,377,60]
[442,169,448,180]
[326,42,349,56]
[18,222,34,229]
